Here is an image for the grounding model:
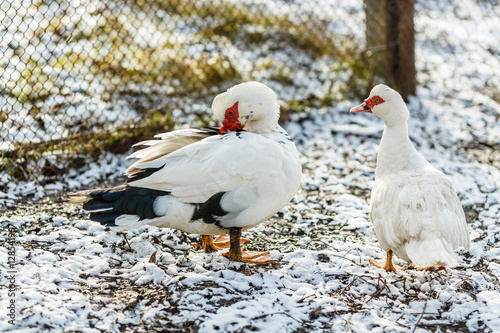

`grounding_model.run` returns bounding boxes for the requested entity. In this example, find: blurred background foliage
[0,0,372,188]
